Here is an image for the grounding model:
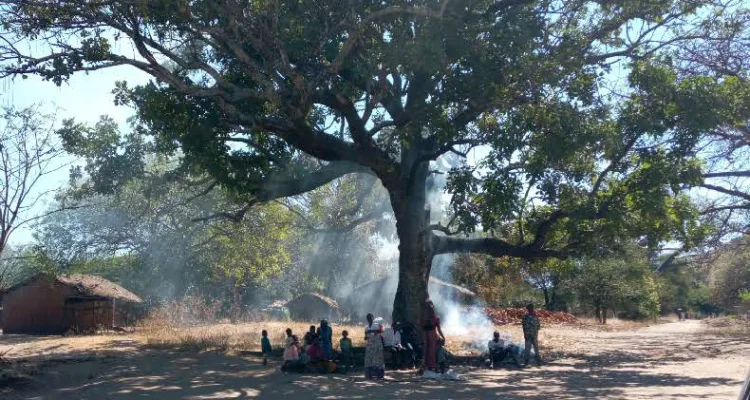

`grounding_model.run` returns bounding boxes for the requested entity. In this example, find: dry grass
[137,314,579,358]
[137,317,368,353]
[575,317,665,331]
[701,317,750,337]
